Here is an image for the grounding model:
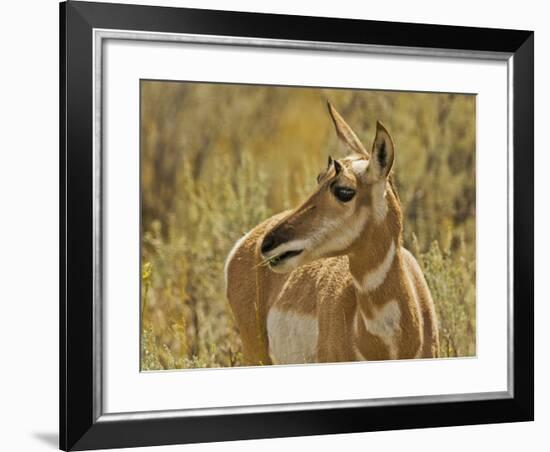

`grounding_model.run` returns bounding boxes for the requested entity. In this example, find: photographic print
[140,81,476,370]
